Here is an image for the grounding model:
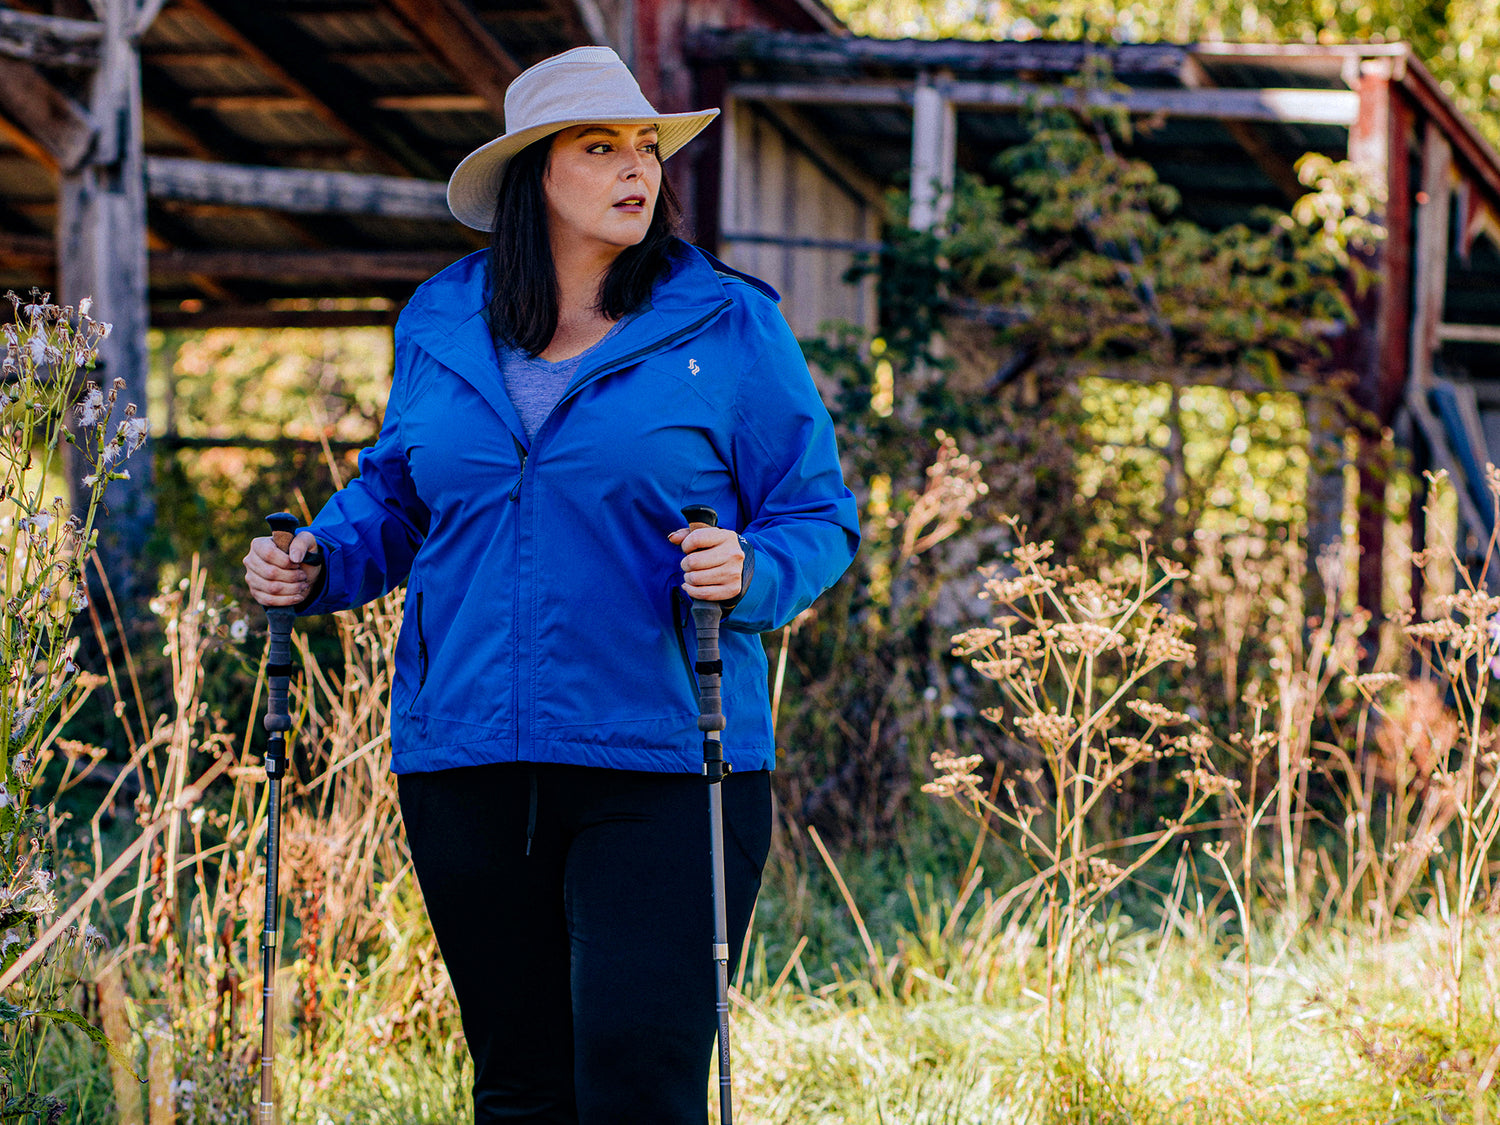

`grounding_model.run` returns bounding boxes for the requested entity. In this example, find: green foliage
[783,106,1374,844]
